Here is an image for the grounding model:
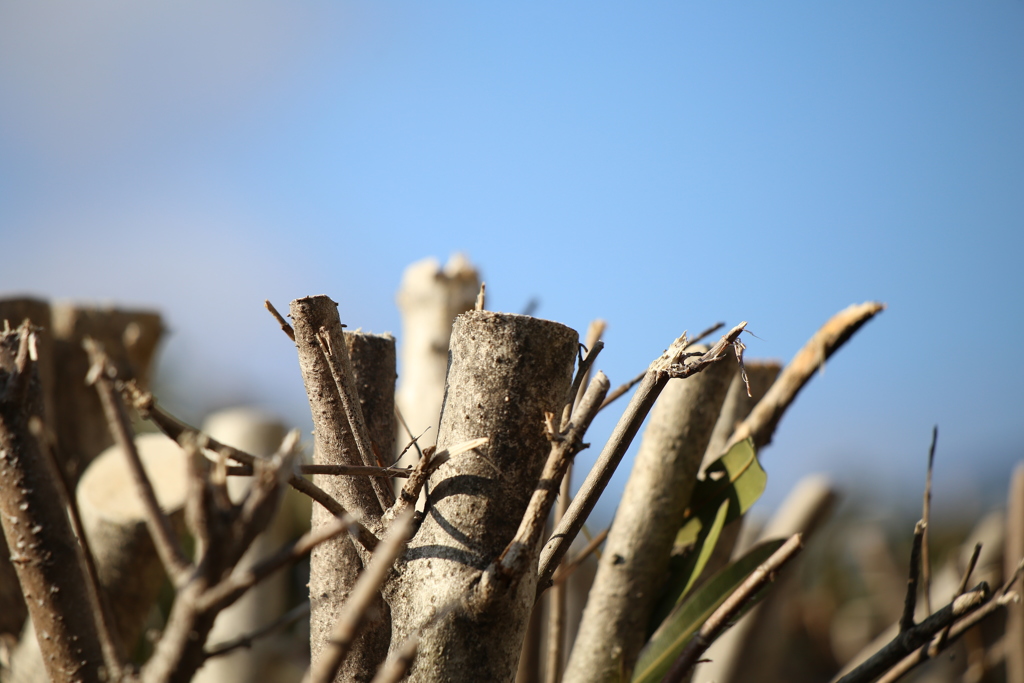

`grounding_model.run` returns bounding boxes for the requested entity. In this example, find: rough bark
[291,296,397,683]
[563,353,735,683]
[0,300,52,641]
[394,255,480,460]
[386,311,578,683]
[0,323,106,682]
